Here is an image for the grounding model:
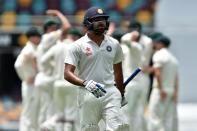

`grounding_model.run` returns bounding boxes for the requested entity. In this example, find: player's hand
[27,76,35,85]
[84,80,107,98]
[131,31,140,42]
[121,95,128,107]
[160,89,167,101]
[46,10,61,16]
